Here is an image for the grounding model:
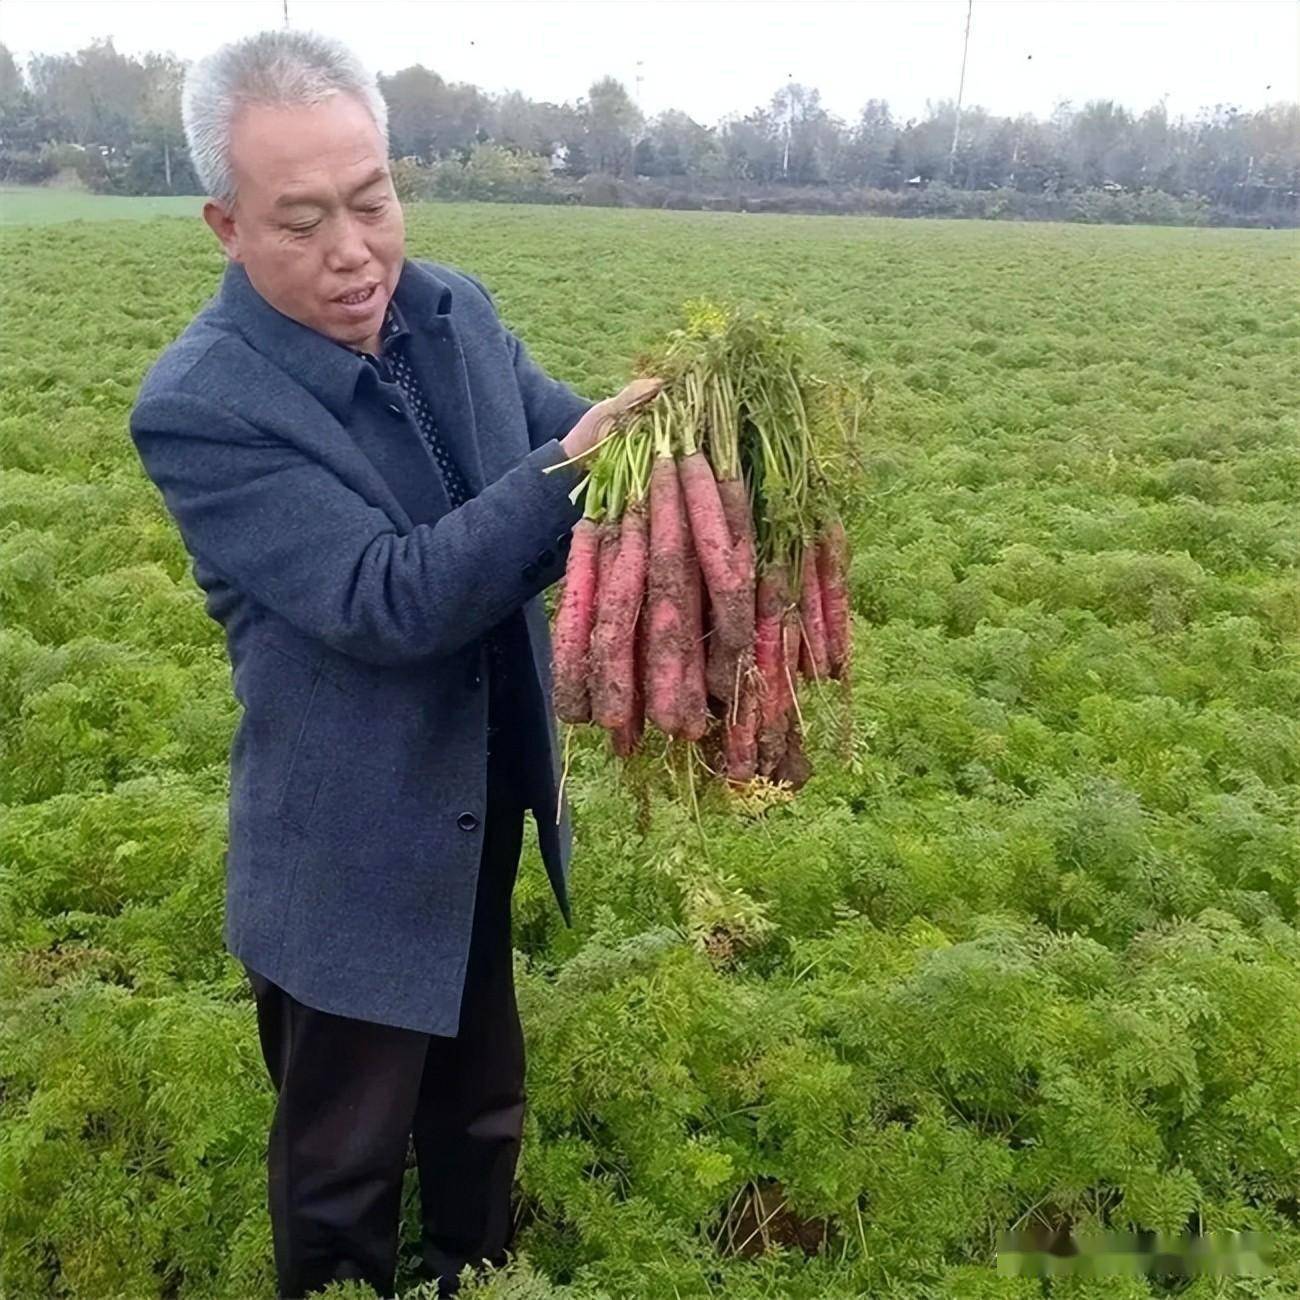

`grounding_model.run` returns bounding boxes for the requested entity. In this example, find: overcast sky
[2,0,1296,124]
